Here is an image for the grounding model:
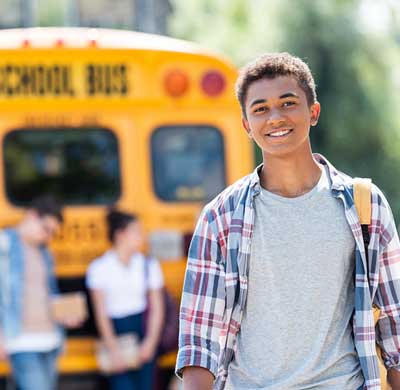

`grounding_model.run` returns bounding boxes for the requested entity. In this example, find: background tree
[170,0,400,220]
